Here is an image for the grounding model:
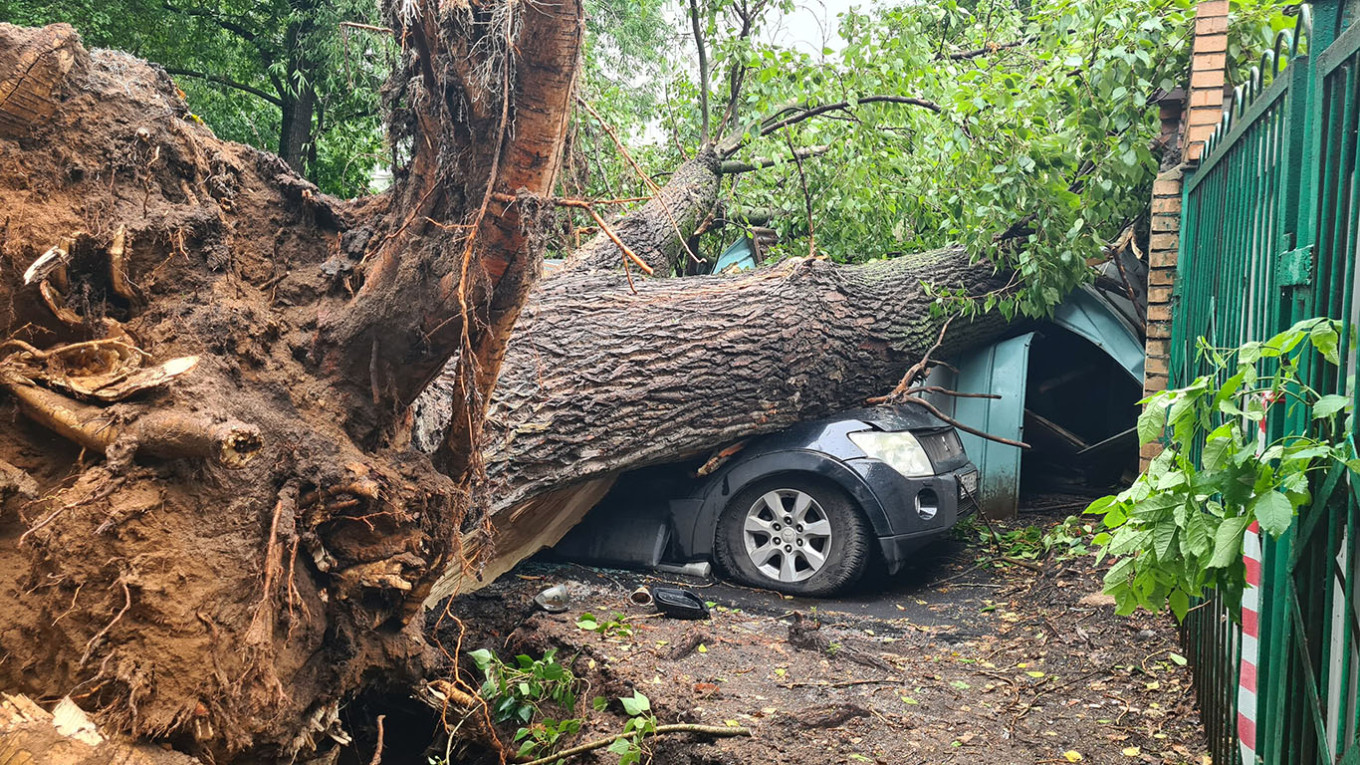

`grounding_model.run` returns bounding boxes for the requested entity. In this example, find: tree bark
[276,10,318,174]
[483,249,1007,510]
[276,80,315,174]
[564,147,721,274]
